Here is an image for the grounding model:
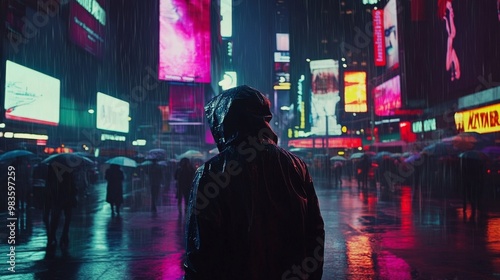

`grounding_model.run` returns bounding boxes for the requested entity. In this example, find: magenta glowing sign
[159,0,211,83]
[373,75,402,116]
